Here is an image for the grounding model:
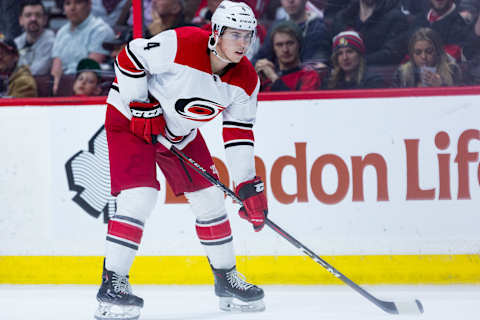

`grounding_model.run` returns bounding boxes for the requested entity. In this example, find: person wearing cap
[255,20,322,91]
[330,0,408,66]
[14,0,55,76]
[50,0,115,96]
[0,35,37,97]
[325,30,385,89]
[72,58,102,96]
